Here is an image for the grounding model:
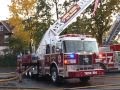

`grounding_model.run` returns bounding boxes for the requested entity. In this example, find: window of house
[0,25,3,31]
[4,35,9,43]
